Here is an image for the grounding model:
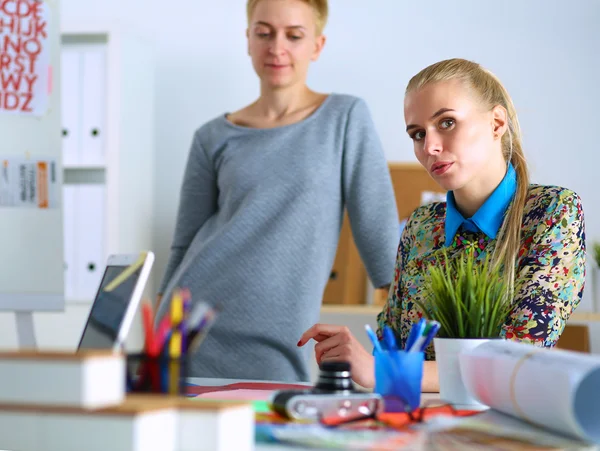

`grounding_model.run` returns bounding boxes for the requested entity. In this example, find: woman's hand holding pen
[297,324,375,389]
